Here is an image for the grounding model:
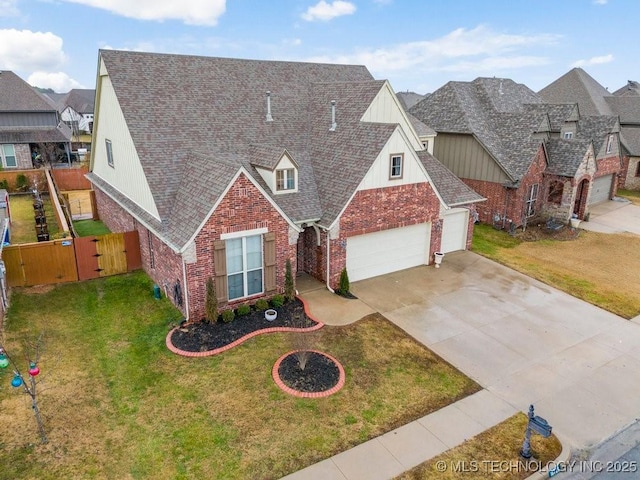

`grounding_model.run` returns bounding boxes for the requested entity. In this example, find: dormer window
[276,168,295,191]
[389,154,403,179]
[606,135,614,154]
[563,132,573,139]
